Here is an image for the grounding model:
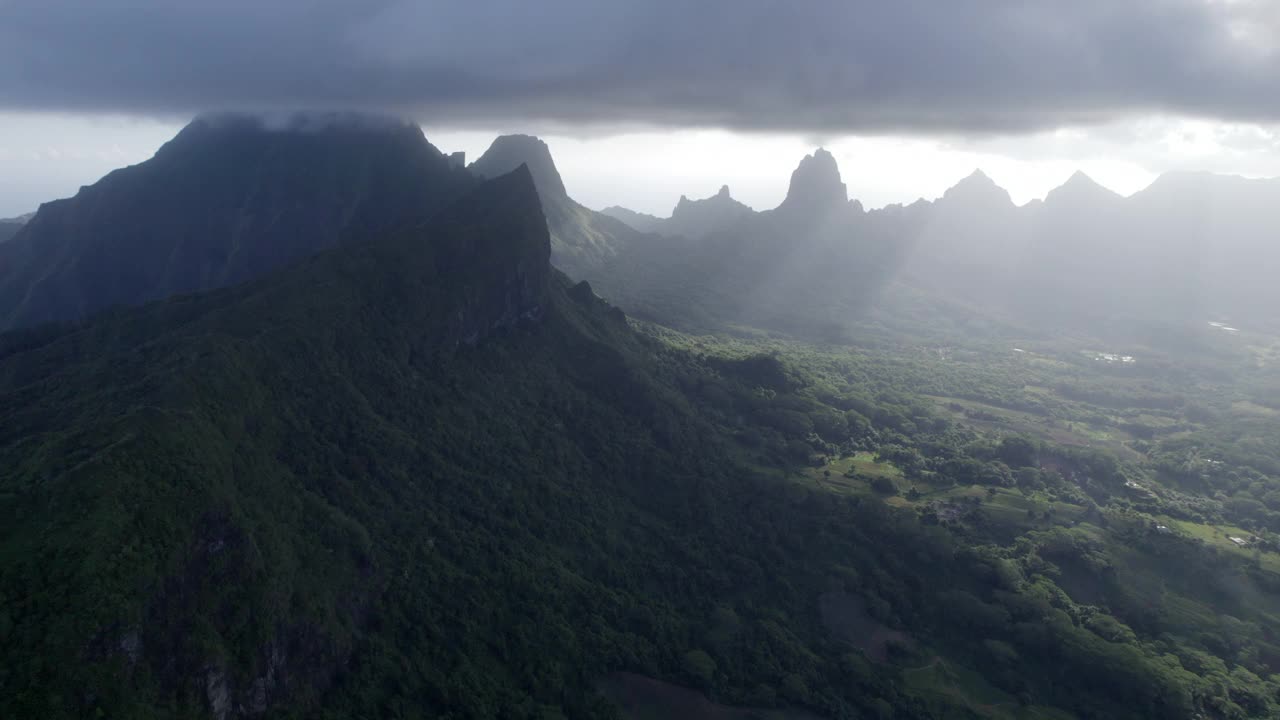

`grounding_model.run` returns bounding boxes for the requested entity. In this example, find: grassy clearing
[848,451,903,478]
[1157,516,1280,572]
